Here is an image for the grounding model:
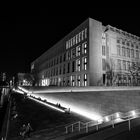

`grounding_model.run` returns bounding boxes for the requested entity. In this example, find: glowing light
[104,116,109,122]
[29,97,65,113]
[116,112,120,118]
[131,110,136,116]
